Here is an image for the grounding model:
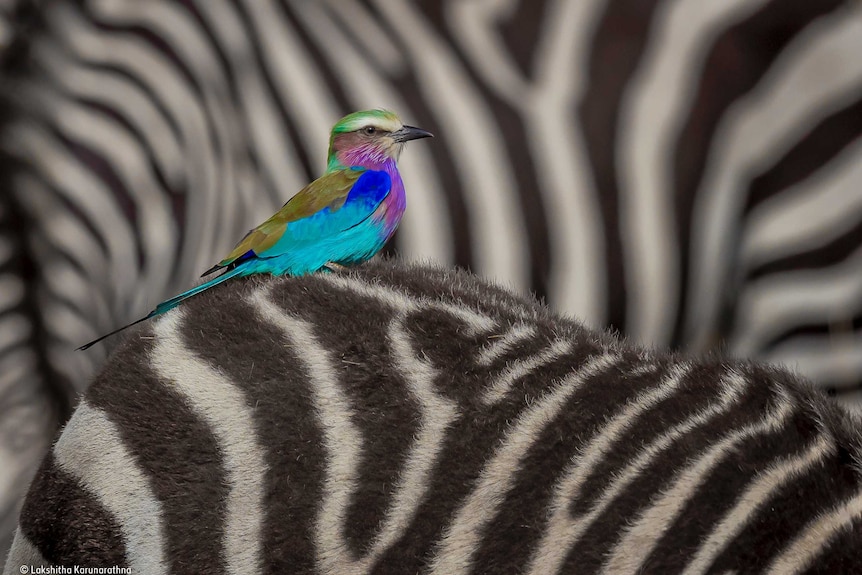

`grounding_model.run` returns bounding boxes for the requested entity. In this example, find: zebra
[3,0,862,559]
[5,260,862,574]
